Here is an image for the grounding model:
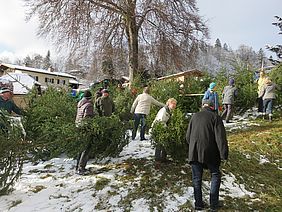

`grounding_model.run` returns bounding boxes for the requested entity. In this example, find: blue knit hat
[209,82,216,90]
